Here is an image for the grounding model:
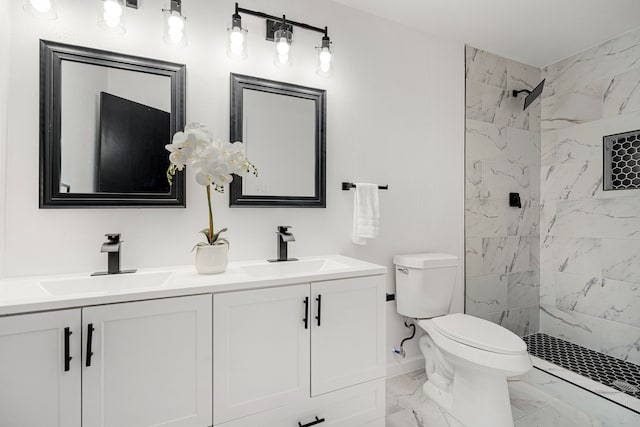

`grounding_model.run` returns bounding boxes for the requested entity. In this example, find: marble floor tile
[514,400,601,427]
[385,368,639,426]
[508,379,554,420]
[386,370,430,417]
